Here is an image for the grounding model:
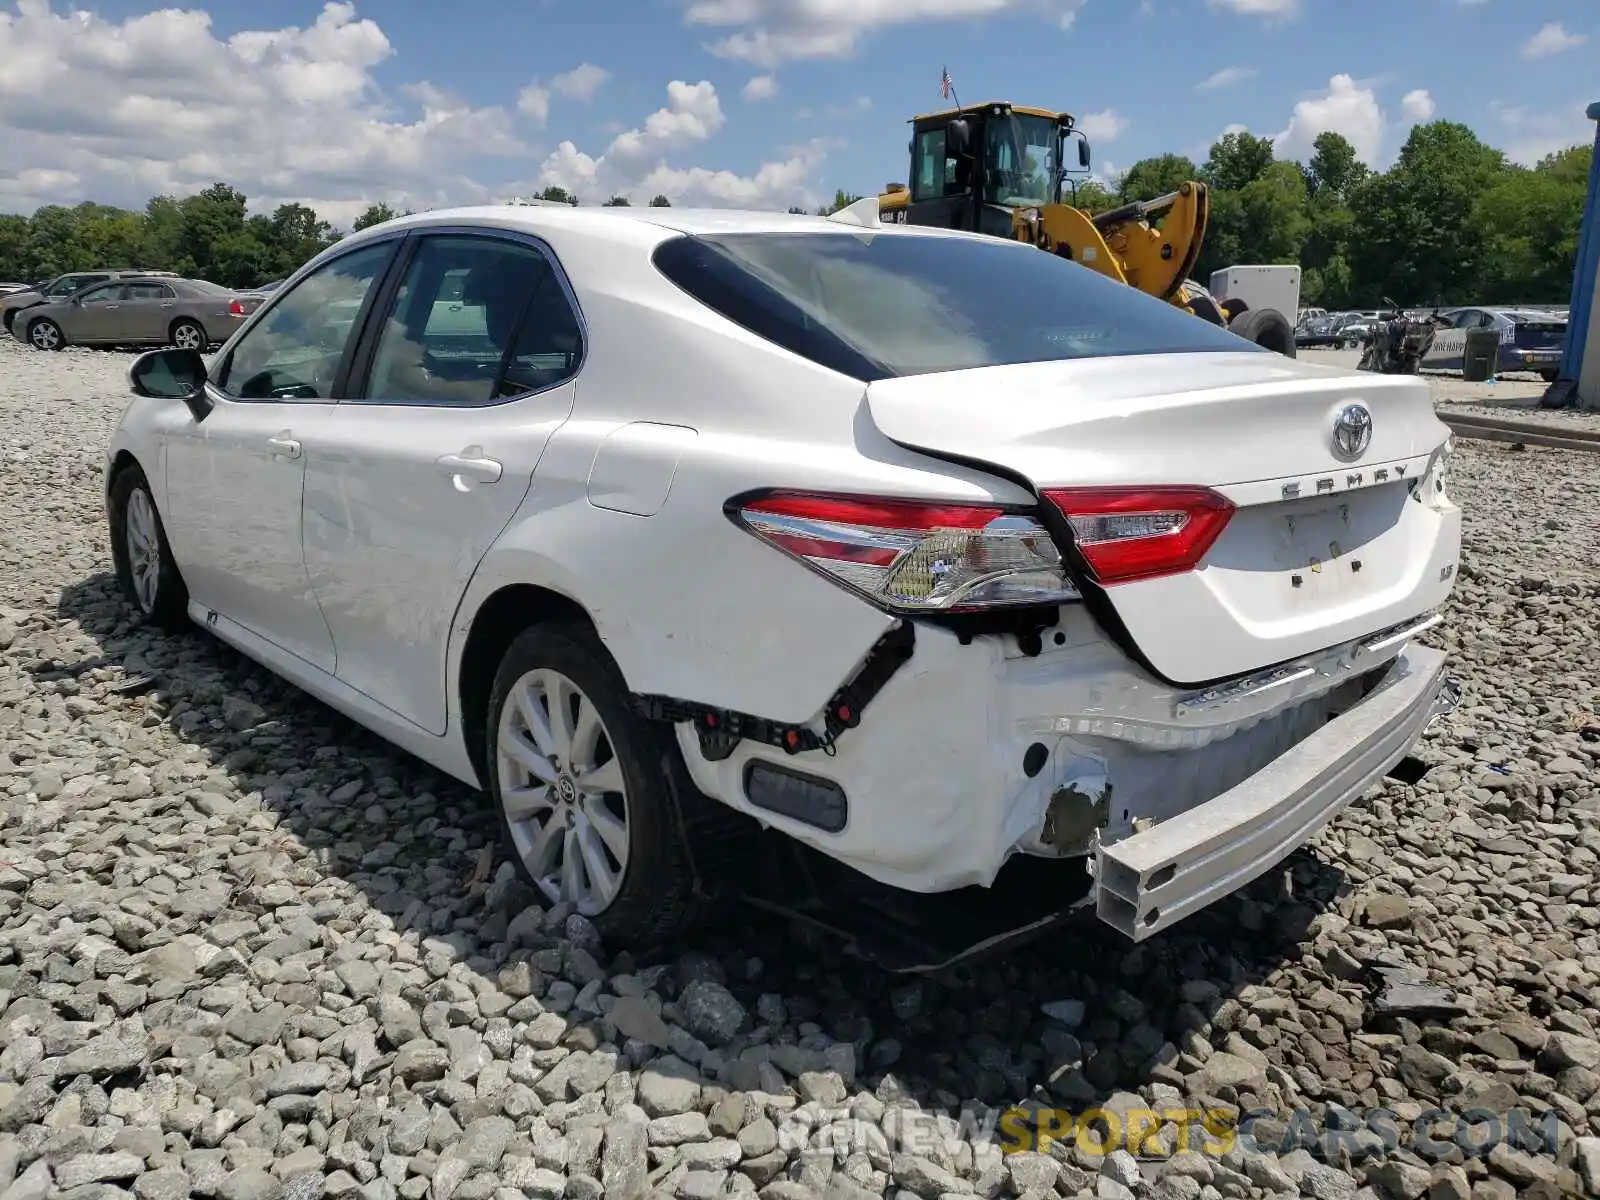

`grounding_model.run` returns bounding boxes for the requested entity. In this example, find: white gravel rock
[1,340,1598,1200]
